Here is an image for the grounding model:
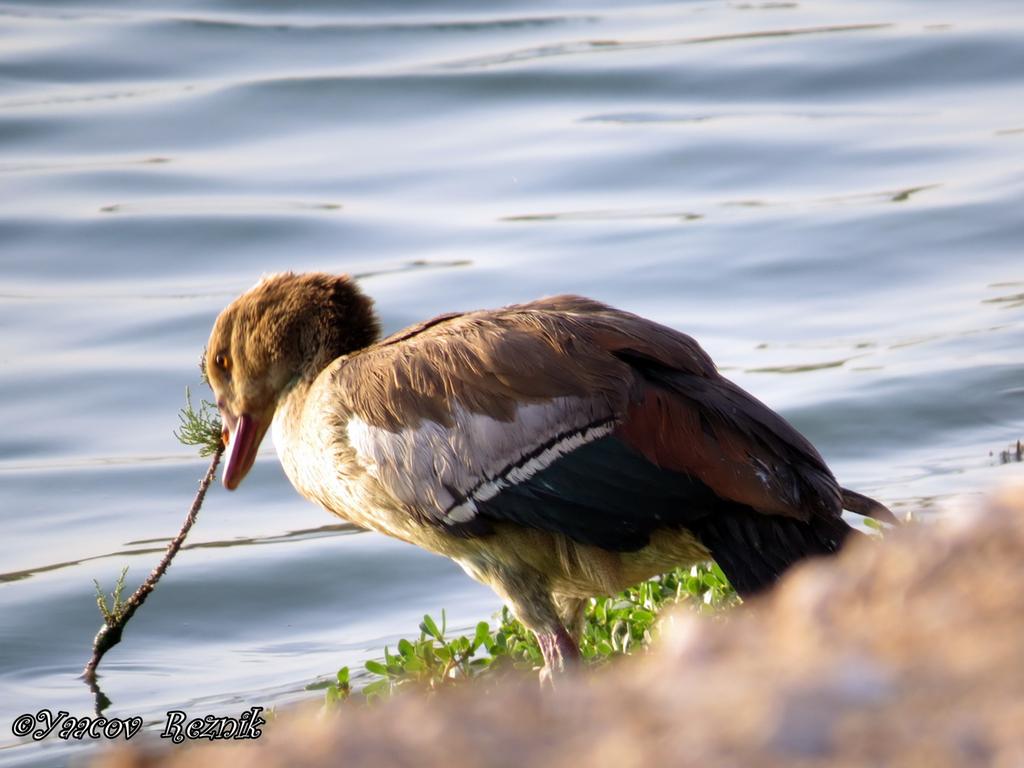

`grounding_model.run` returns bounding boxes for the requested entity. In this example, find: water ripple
[0,523,363,584]
[438,23,892,69]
